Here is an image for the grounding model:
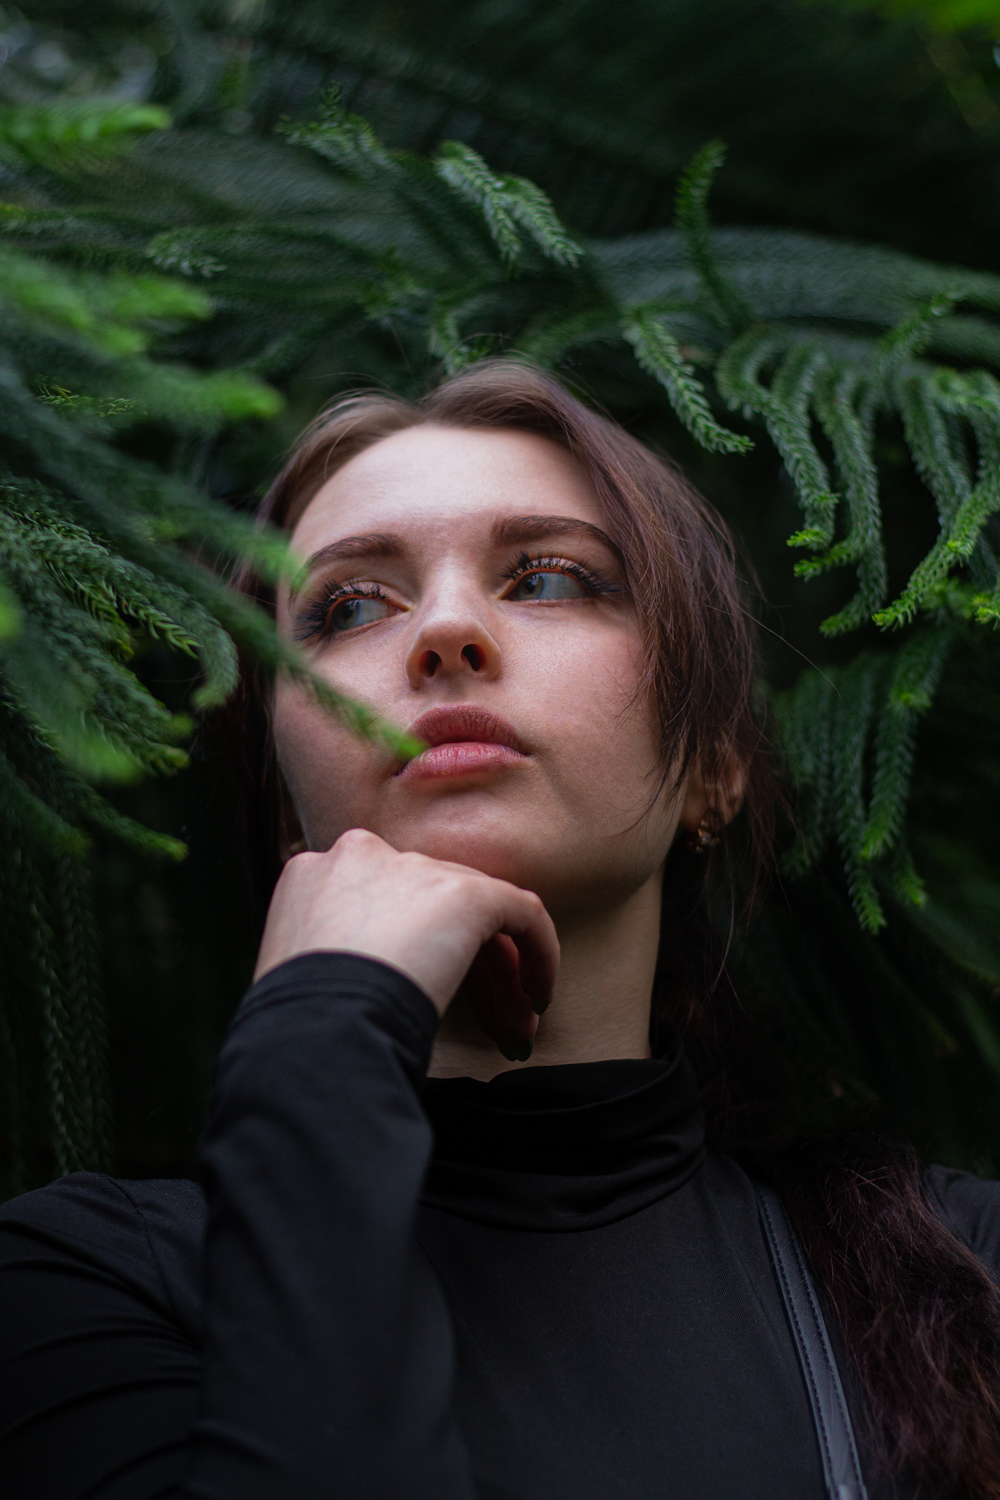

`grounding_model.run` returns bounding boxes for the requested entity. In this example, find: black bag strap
[755,1182,869,1500]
